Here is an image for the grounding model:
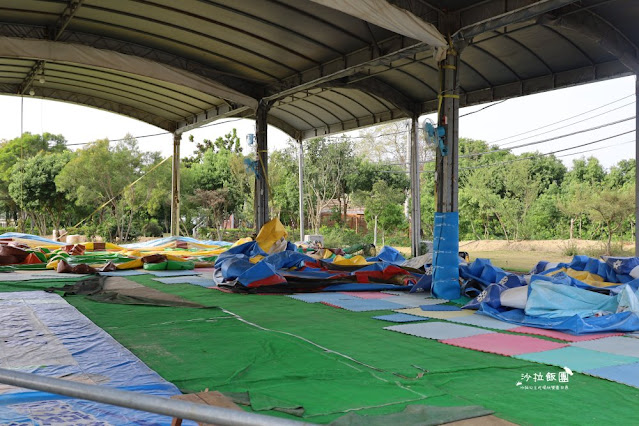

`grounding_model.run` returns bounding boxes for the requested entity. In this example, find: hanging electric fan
[422,118,447,156]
